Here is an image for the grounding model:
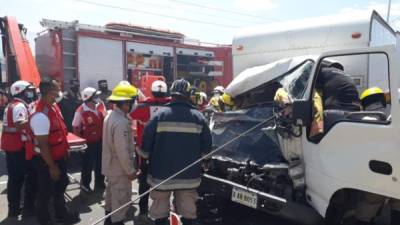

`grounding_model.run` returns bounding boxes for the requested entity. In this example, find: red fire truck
[35,19,233,95]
